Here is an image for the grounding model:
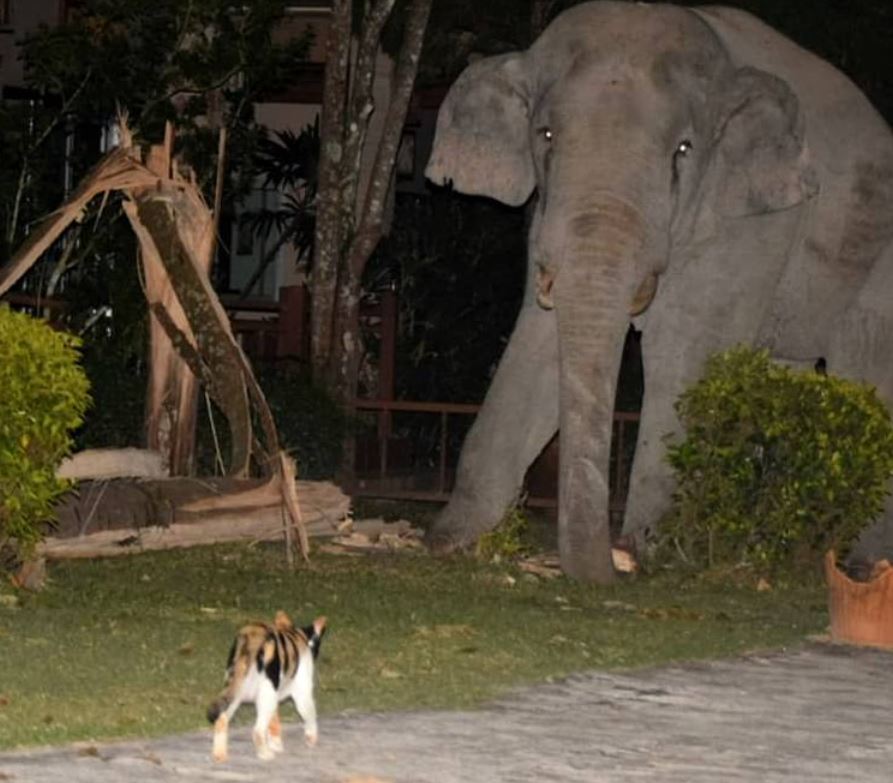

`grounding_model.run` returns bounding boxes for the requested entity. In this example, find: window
[396,131,416,180]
